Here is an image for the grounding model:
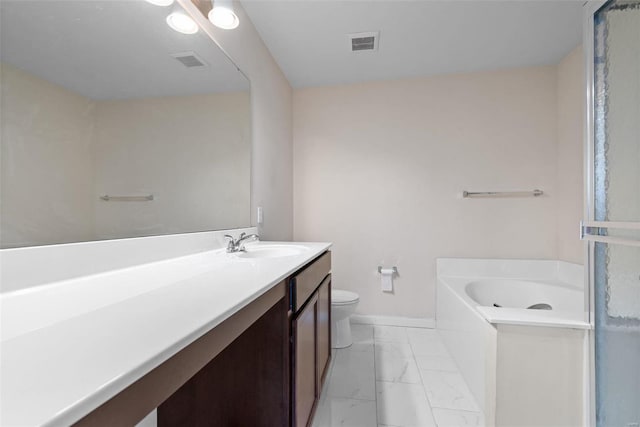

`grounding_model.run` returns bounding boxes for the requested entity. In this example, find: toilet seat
[332,290,359,305]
